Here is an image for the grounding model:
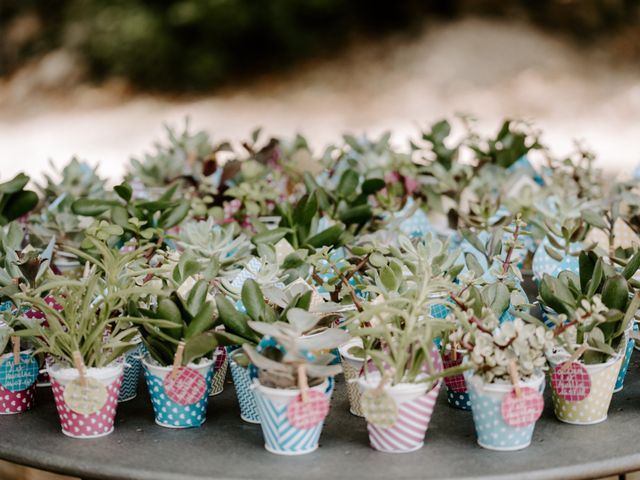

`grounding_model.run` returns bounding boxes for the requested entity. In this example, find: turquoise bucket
[142,357,214,428]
